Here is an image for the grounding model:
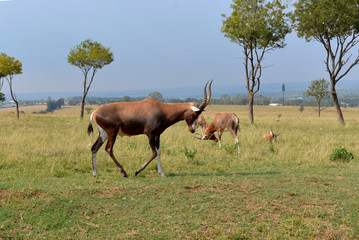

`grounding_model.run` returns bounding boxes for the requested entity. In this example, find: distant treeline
[66,94,272,106]
[65,94,358,107]
[5,94,359,109]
